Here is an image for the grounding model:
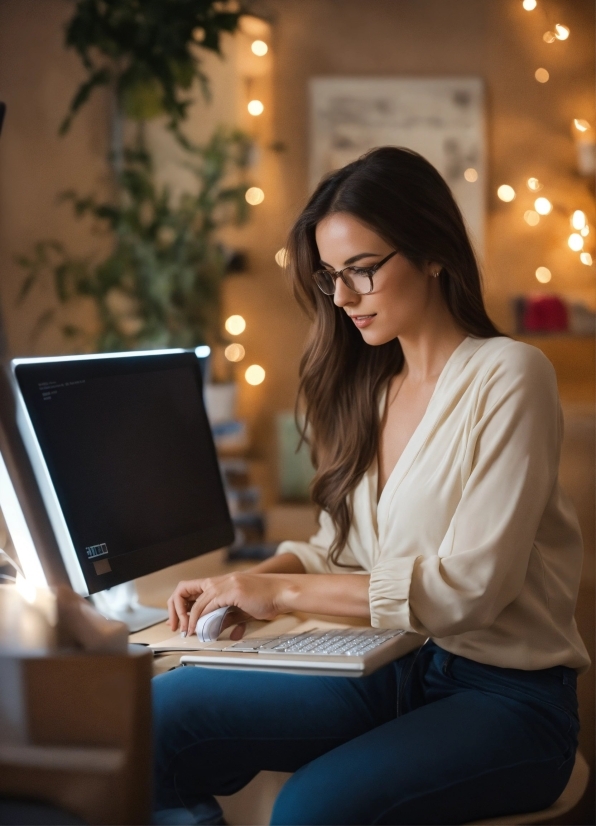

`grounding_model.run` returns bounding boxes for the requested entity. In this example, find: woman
[153,147,590,825]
